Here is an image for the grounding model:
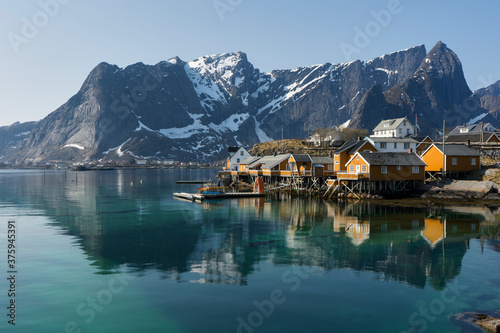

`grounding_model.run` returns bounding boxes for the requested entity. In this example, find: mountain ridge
[4,42,498,164]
